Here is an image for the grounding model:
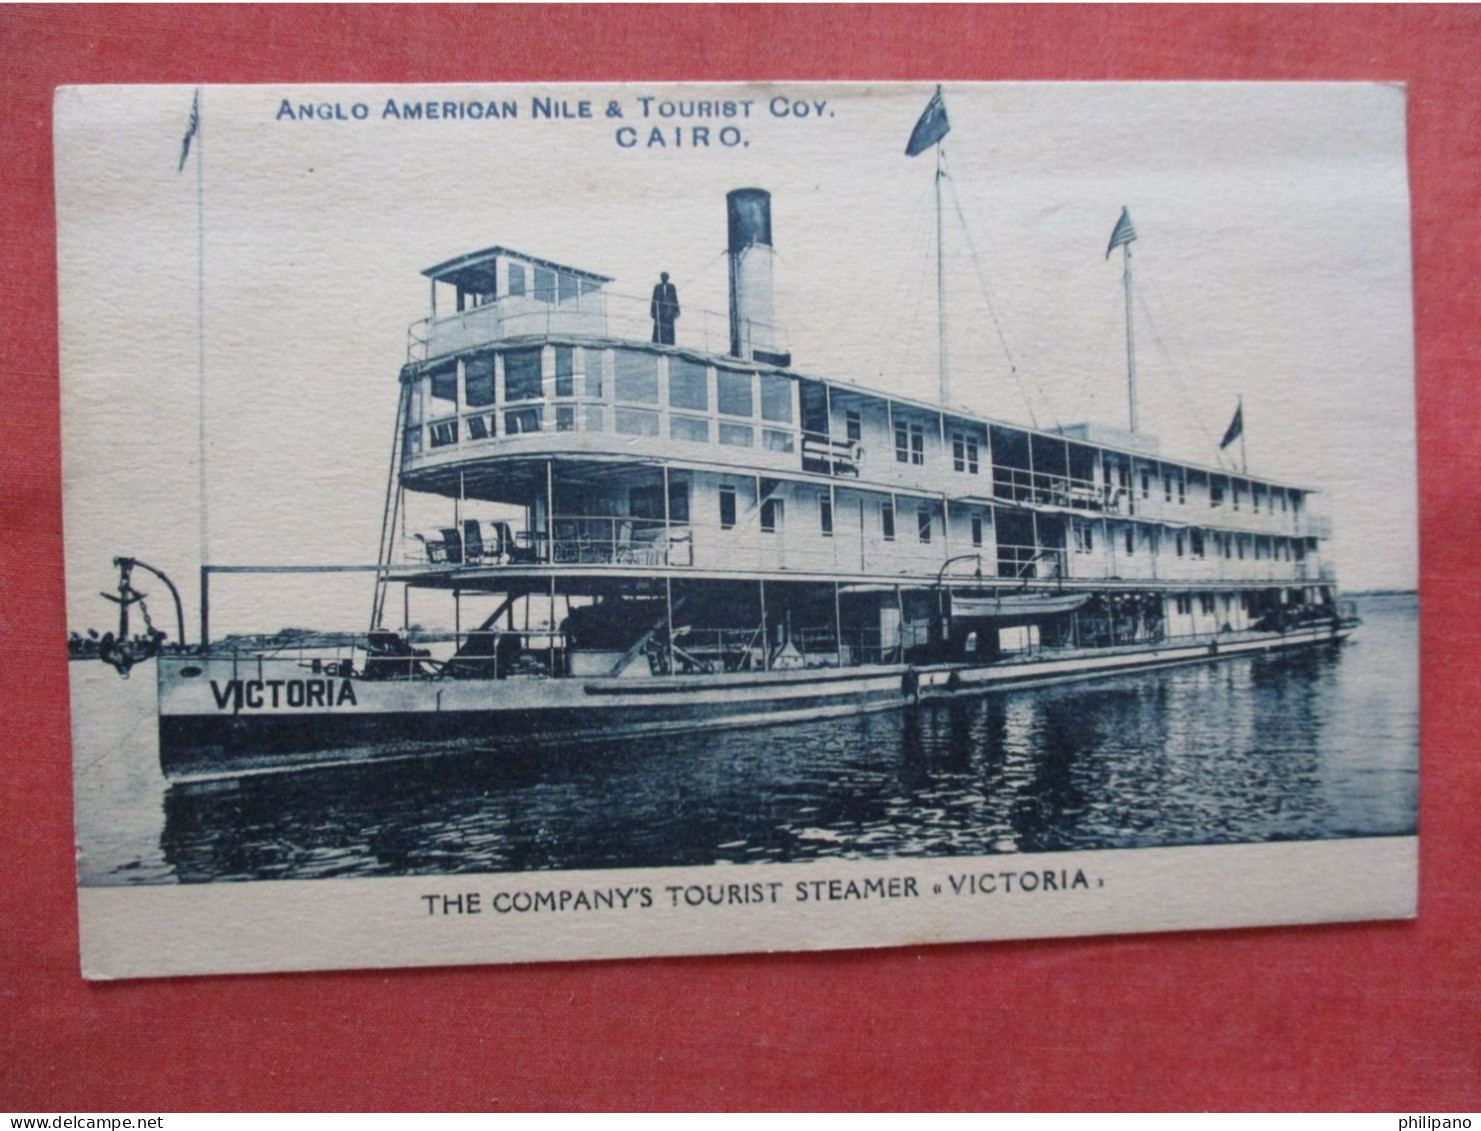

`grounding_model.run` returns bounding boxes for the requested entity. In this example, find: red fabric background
[2,5,1476,1112]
